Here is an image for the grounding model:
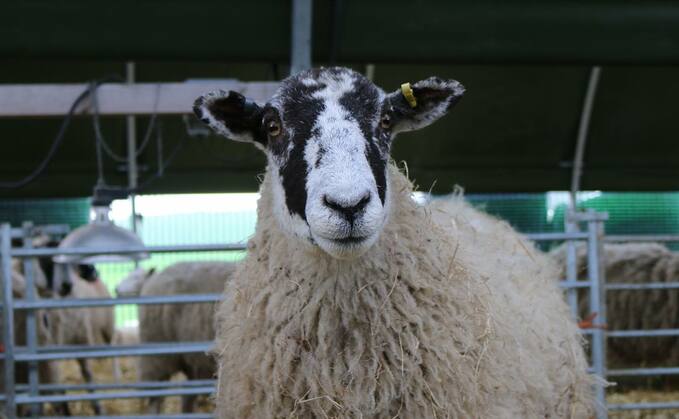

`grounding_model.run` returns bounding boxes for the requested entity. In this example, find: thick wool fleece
[50,275,114,348]
[139,262,237,383]
[215,164,595,418]
[552,242,679,367]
